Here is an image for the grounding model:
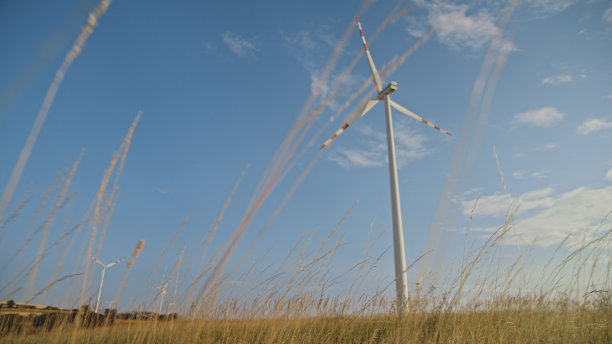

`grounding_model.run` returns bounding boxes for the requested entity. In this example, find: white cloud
[153,187,166,194]
[329,149,382,169]
[300,61,362,105]
[280,27,362,103]
[606,168,612,182]
[535,143,557,151]
[499,39,519,54]
[514,107,565,127]
[406,16,427,38]
[577,116,612,135]
[528,0,577,14]
[463,193,511,217]
[463,187,555,218]
[304,64,330,99]
[407,2,504,50]
[513,169,553,180]
[464,188,482,197]
[280,30,316,50]
[607,92,612,100]
[512,170,525,179]
[530,169,551,179]
[328,120,429,169]
[428,3,499,50]
[465,185,612,247]
[604,6,612,23]
[393,121,431,162]
[221,32,259,56]
[542,74,573,85]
